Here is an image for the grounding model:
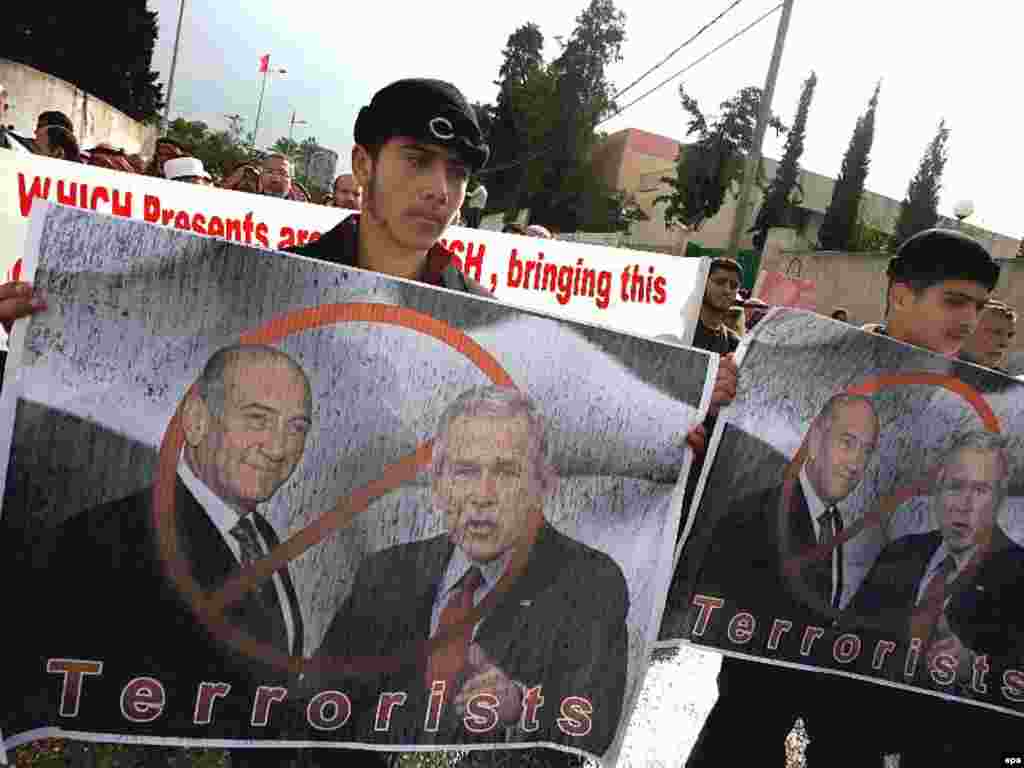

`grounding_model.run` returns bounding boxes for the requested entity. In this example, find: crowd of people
[0,91,504,226]
[0,72,1021,768]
